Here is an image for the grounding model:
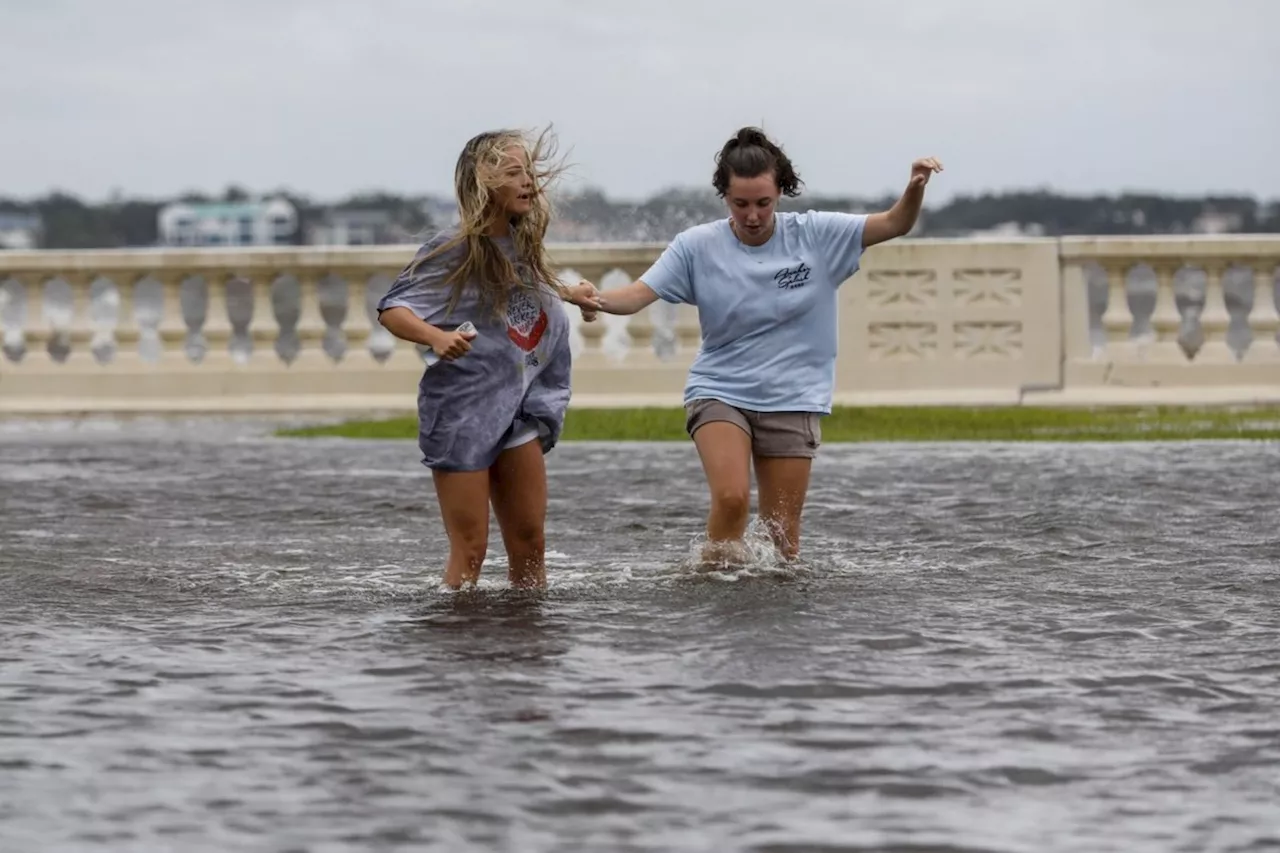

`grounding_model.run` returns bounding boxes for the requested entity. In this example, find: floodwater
[2,417,1279,852]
